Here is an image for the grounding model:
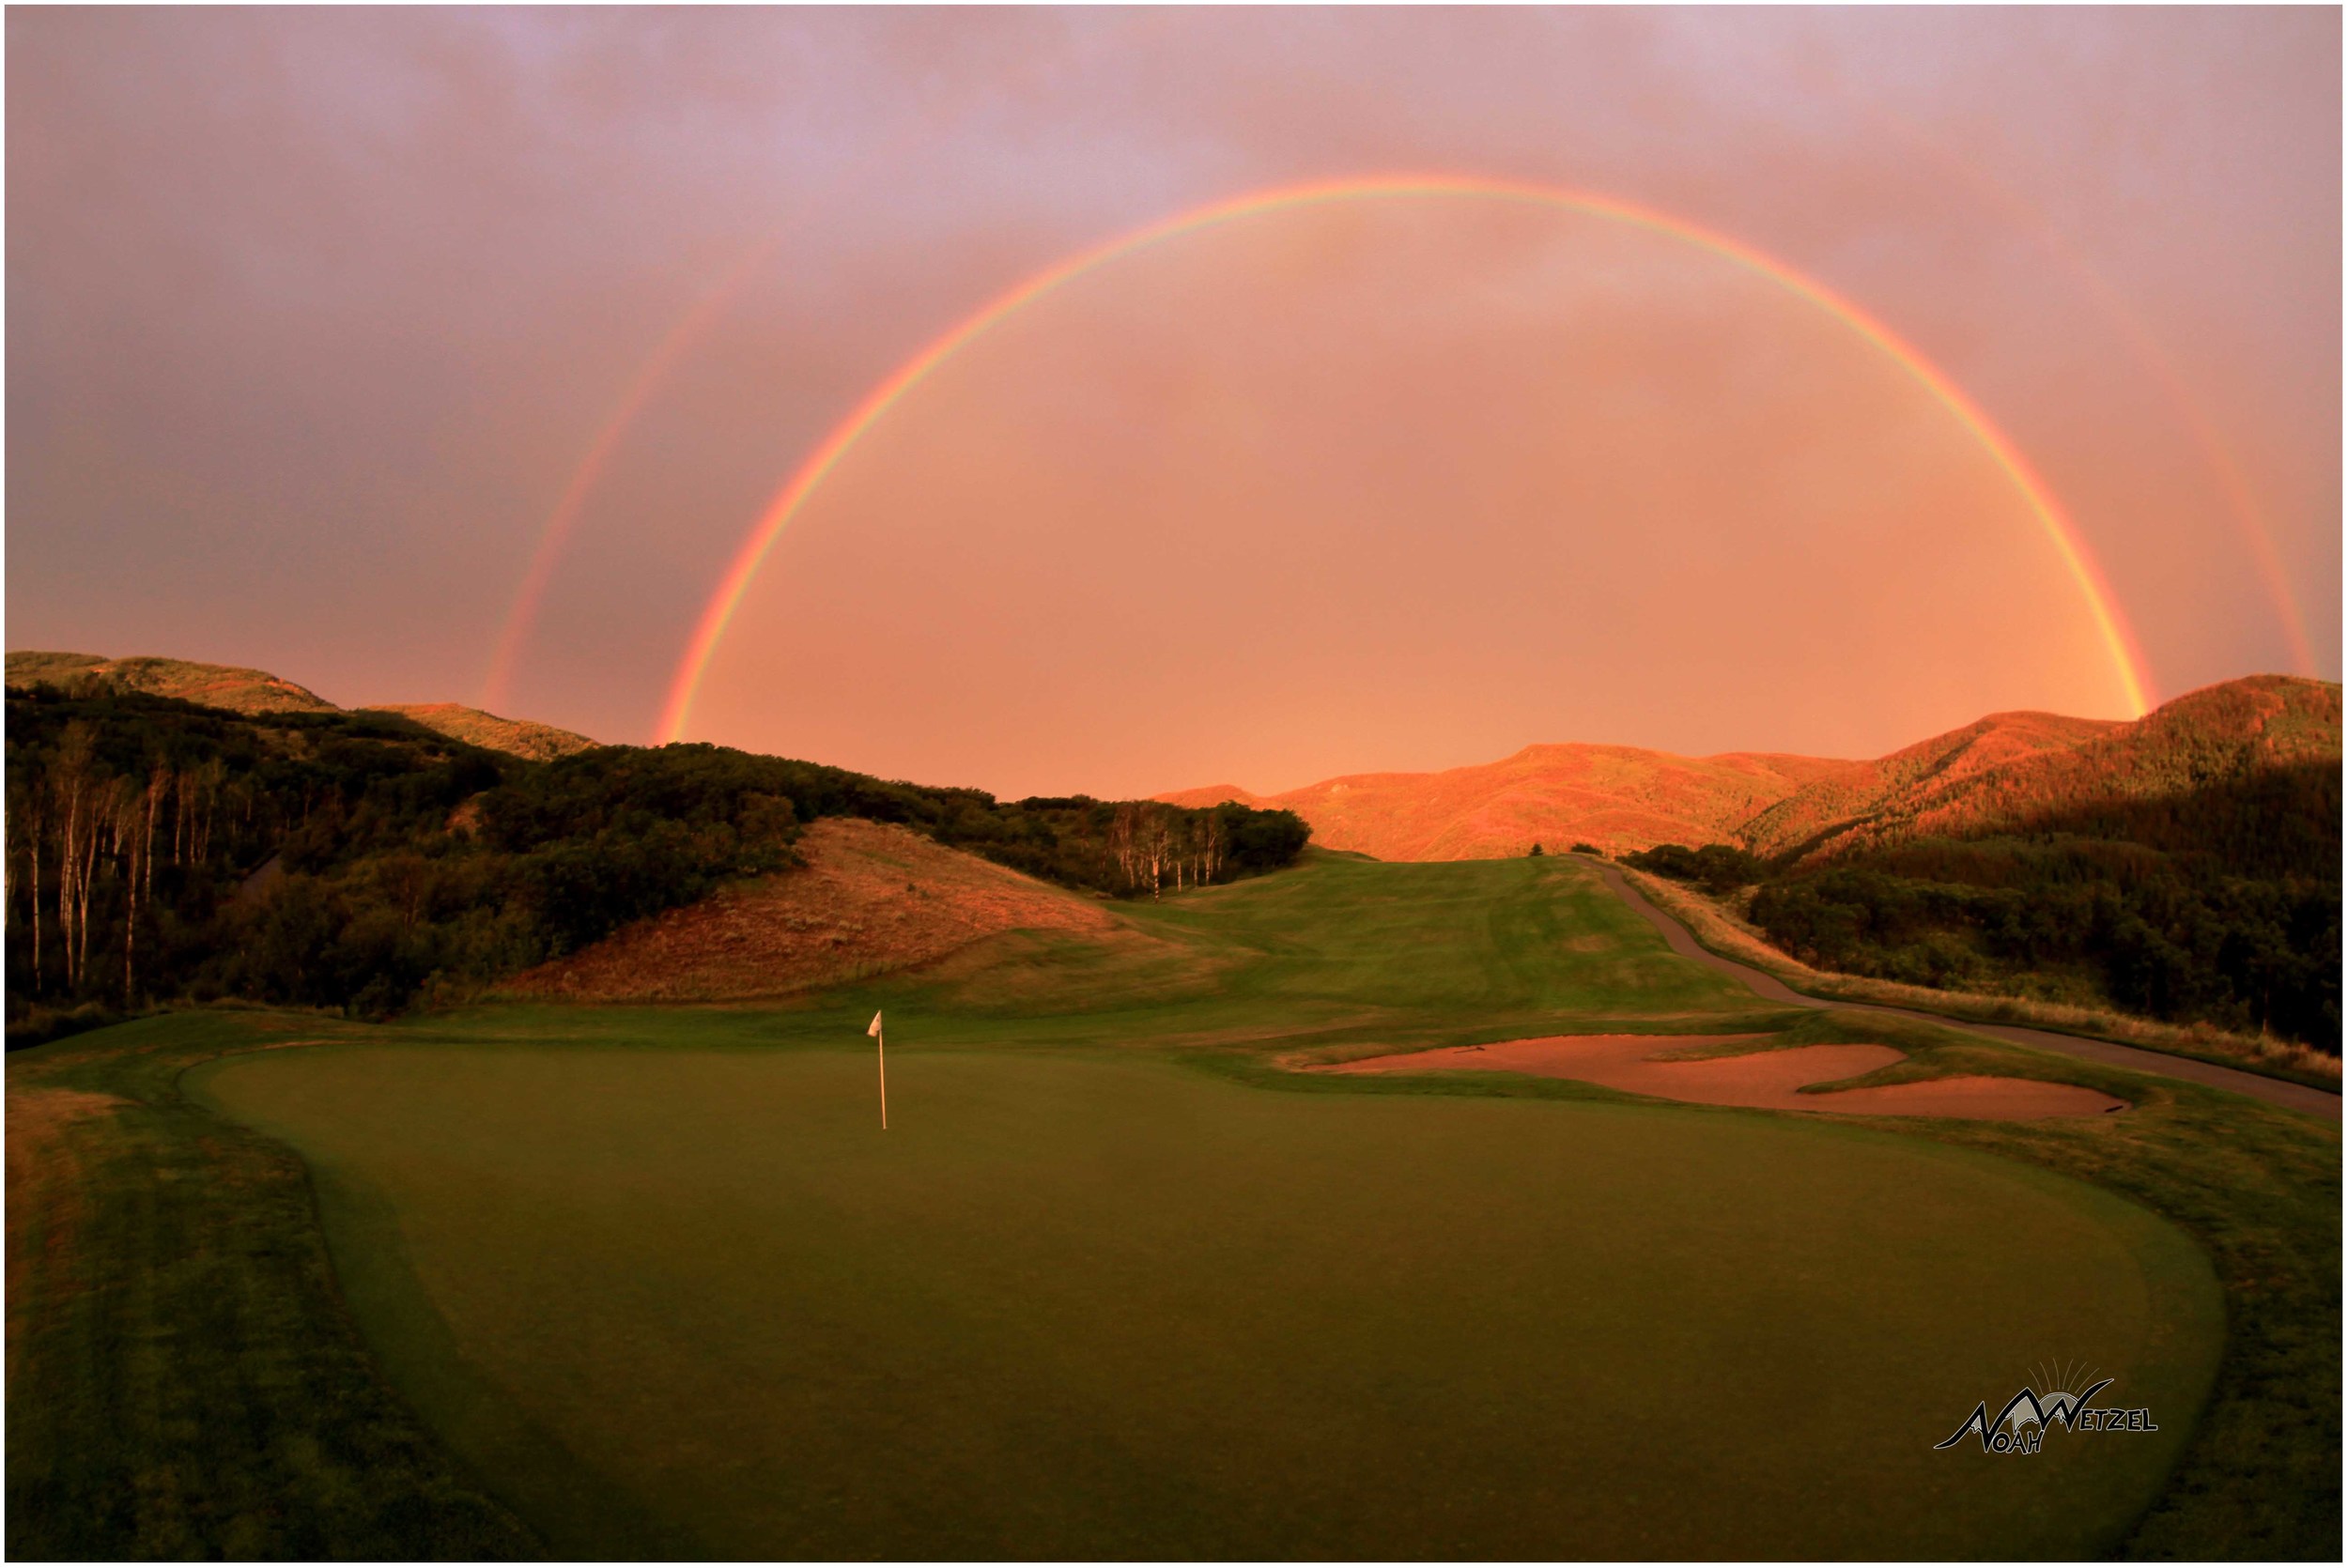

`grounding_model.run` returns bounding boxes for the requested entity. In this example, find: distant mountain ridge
[1746,677,2340,864]
[1738,710,2124,861]
[6,652,337,716]
[1163,676,2342,864]
[6,651,599,761]
[1164,746,1850,860]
